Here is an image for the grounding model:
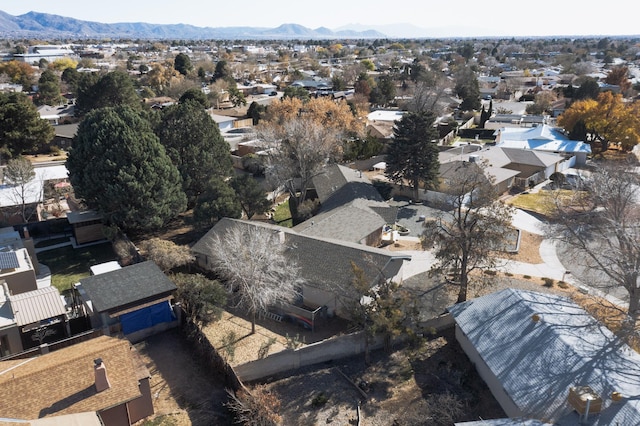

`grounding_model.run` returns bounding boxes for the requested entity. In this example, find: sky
[1,1,639,38]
